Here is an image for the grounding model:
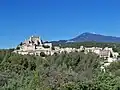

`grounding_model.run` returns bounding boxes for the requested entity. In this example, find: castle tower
[29,35,43,45]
